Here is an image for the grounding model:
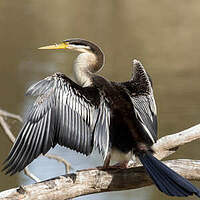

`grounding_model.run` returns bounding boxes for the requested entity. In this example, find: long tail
[138,152,200,197]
